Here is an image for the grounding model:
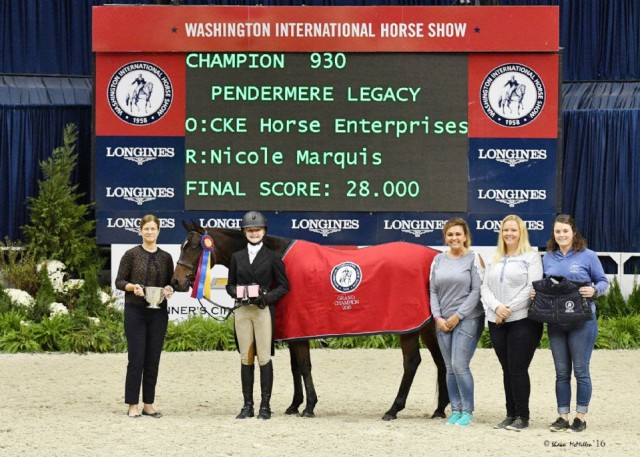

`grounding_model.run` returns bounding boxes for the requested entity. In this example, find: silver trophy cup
[144,286,164,309]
